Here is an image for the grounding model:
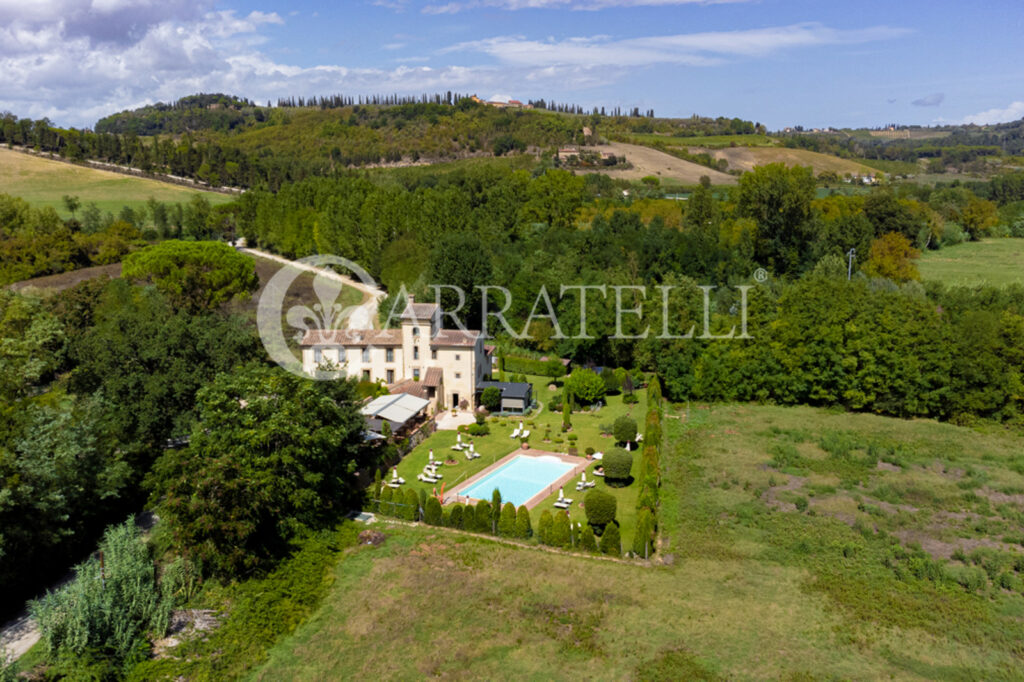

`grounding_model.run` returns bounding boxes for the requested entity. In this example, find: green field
[919,238,1024,287]
[240,403,1024,680]
[854,157,921,175]
[0,146,232,217]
